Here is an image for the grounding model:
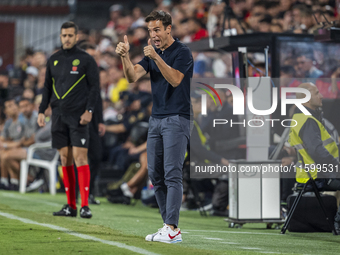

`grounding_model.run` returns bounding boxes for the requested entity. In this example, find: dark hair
[4,97,17,105]
[60,21,78,34]
[19,97,33,104]
[259,15,272,24]
[297,52,314,61]
[145,10,172,29]
[266,1,280,9]
[253,1,267,8]
[78,42,96,51]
